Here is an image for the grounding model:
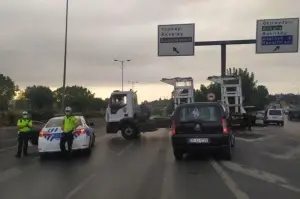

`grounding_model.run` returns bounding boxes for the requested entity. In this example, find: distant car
[171,102,235,161]
[38,116,96,157]
[265,108,284,126]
